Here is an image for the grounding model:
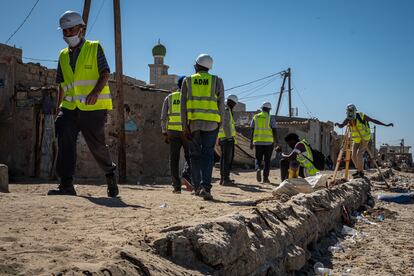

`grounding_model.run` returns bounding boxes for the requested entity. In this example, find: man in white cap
[335,104,393,178]
[217,94,238,186]
[48,11,118,197]
[250,102,278,183]
[180,54,225,200]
